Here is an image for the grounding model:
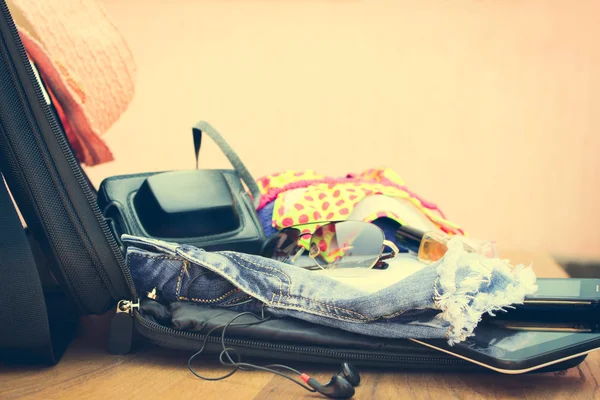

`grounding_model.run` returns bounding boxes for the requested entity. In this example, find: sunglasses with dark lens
[261,220,399,275]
